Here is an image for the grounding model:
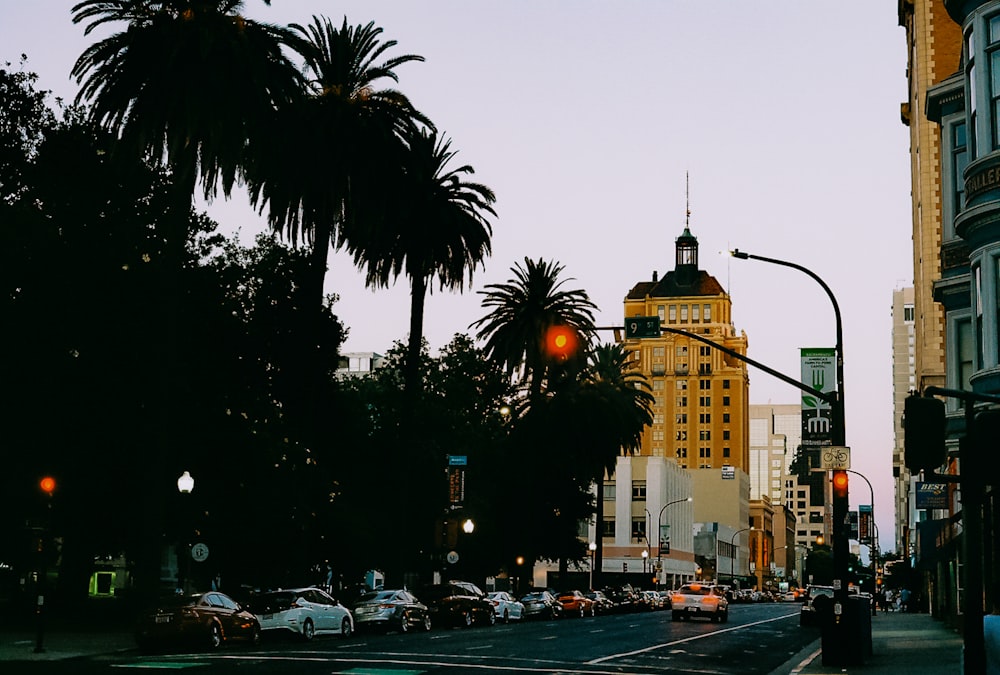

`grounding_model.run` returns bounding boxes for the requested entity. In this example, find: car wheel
[340,616,353,639]
[485,608,496,626]
[548,607,556,620]
[589,605,596,617]
[207,621,223,649]
[421,613,432,632]
[462,610,473,628]
[302,619,315,641]
[502,609,509,624]
[250,624,261,647]
[398,612,410,633]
